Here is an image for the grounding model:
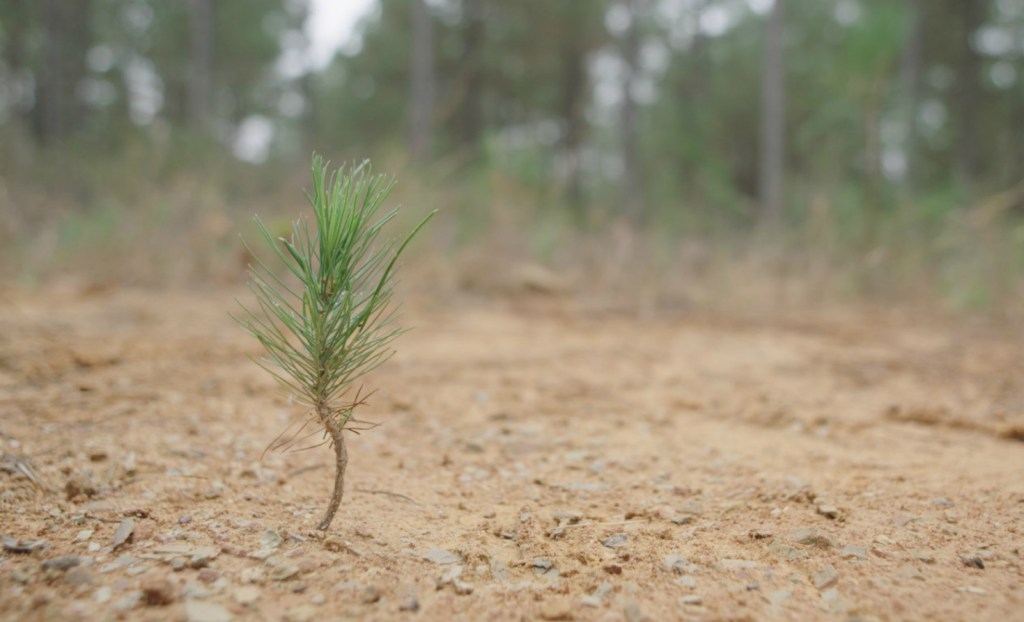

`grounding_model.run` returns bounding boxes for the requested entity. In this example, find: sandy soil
[1,287,1022,621]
